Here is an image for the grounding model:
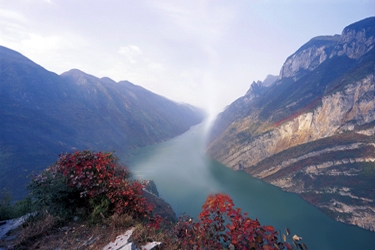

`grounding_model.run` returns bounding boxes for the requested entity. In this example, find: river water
[126,122,375,249]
